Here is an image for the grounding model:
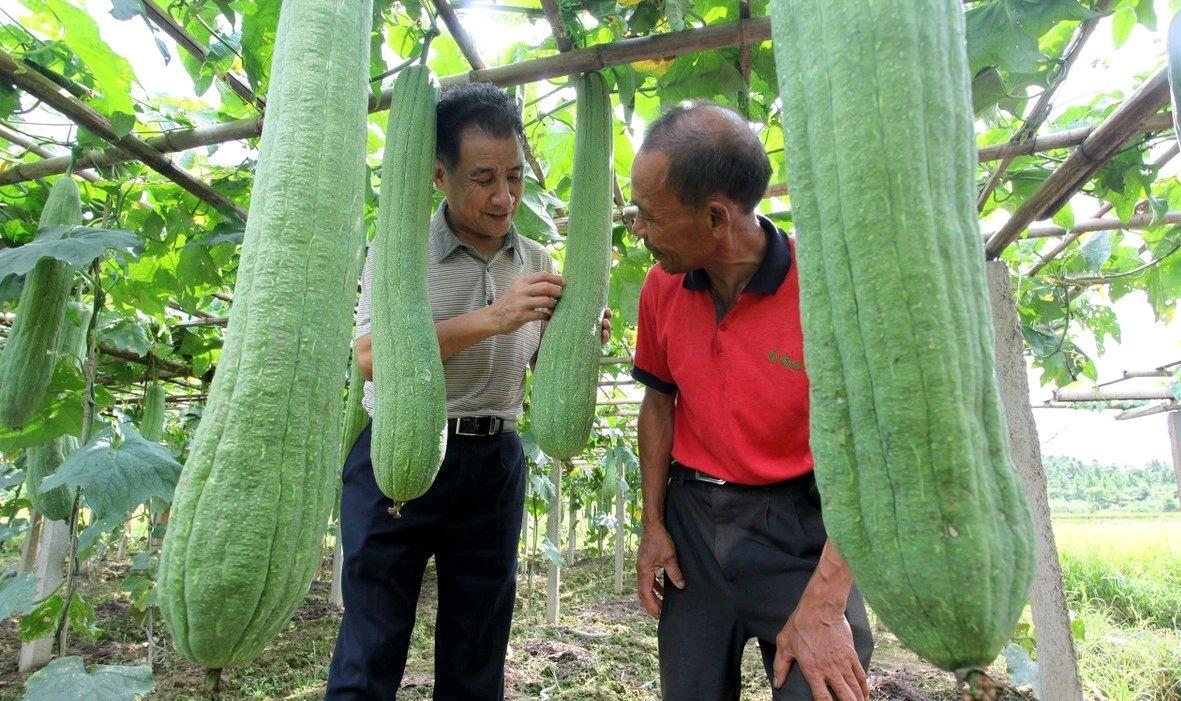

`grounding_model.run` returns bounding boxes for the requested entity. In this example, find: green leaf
[108,0,145,21]
[1051,203,1075,231]
[0,363,85,452]
[0,225,141,284]
[1002,642,1039,689]
[97,315,151,357]
[0,573,39,621]
[241,0,282,95]
[1079,231,1113,271]
[23,0,137,123]
[21,657,153,701]
[40,423,182,520]
[77,512,125,557]
[18,594,62,642]
[1112,6,1136,48]
[966,3,1045,75]
[971,67,1008,114]
[66,593,100,641]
